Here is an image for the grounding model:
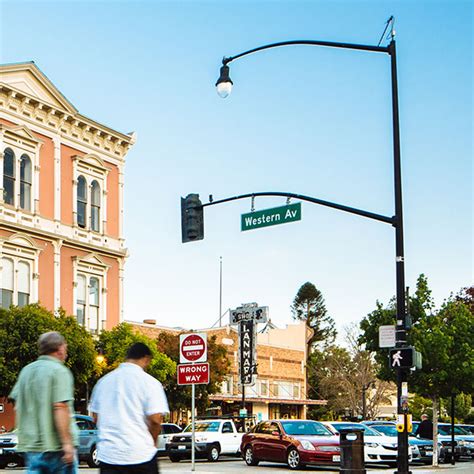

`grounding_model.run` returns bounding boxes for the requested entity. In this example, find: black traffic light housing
[181,194,204,243]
